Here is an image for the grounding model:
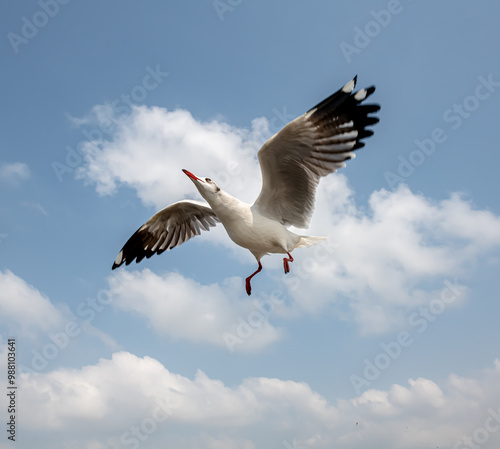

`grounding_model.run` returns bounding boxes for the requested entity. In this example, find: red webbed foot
[245,261,262,296]
[283,252,294,274]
